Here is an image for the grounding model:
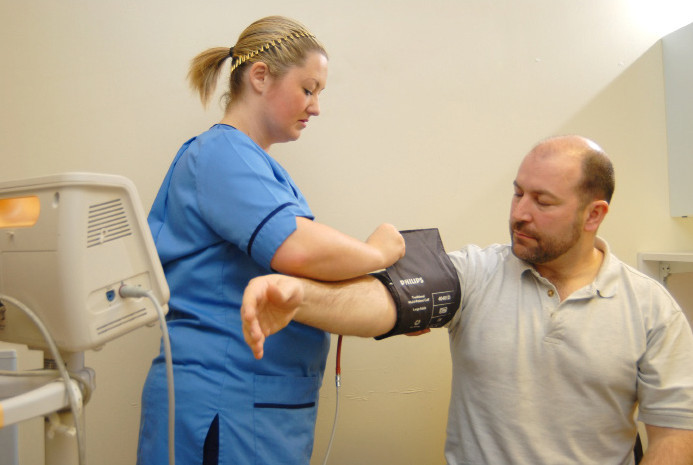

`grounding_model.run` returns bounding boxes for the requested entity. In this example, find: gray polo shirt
[445,239,693,465]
